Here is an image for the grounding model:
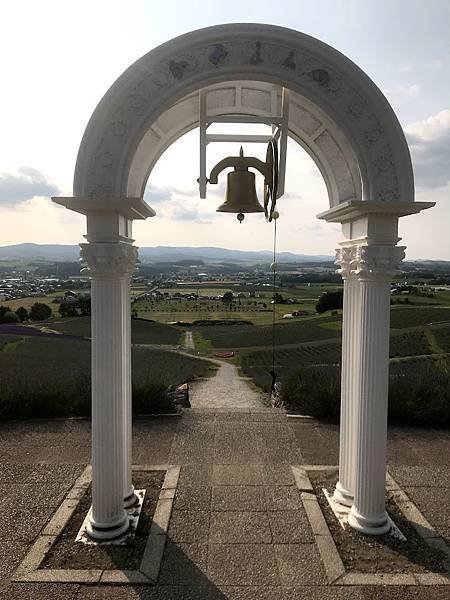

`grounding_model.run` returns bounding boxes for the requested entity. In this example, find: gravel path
[184,331,195,349]
[189,359,266,409]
